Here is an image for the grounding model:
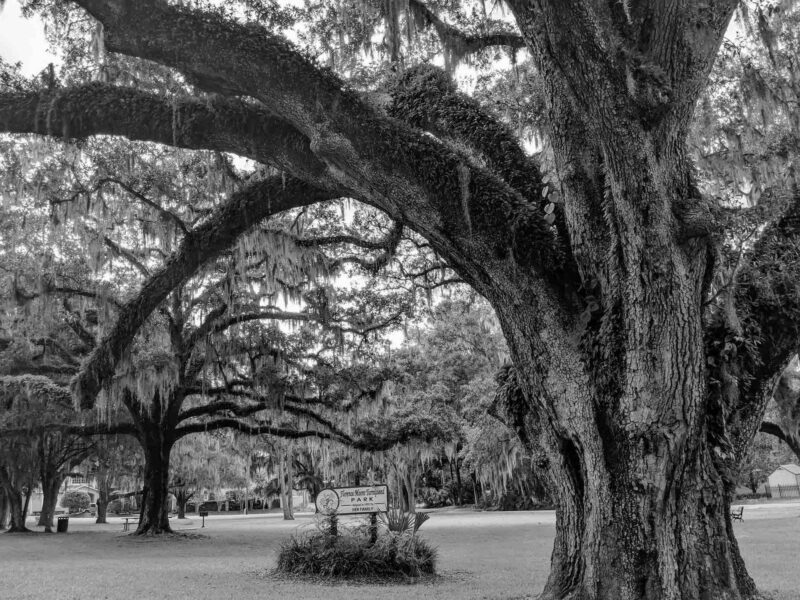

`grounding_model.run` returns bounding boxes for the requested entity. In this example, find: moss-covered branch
[174,418,347,442]
[407,0,526,61]
[67,0,563,287]
[0,83,327,179]
[0,420,138,439]
[390,65,541,202]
